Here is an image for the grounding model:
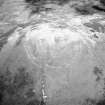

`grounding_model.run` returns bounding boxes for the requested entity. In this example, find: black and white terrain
[0,0,105,105]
